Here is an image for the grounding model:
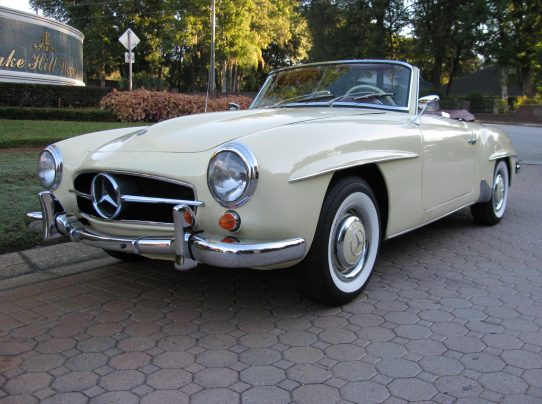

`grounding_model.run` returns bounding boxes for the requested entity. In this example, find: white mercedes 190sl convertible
[26,60,518,305]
